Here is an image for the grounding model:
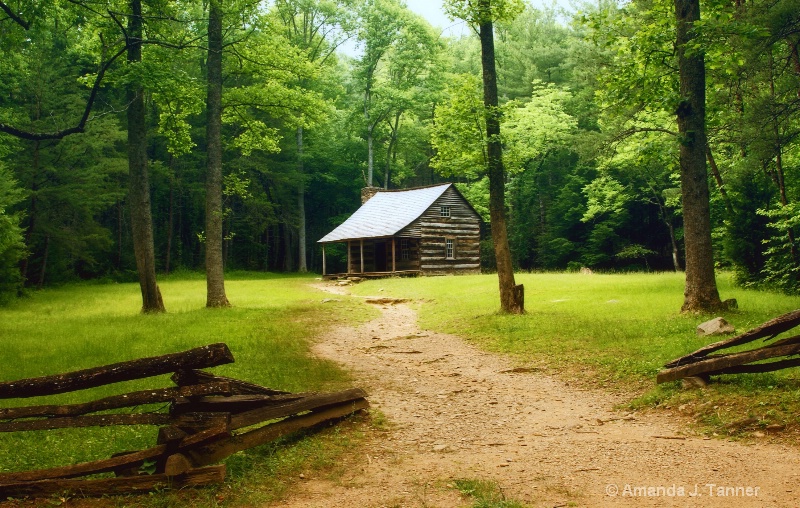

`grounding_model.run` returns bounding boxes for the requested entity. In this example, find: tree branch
[612,126,679,142]
[0,0,30,29]
[0,45,128,141]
